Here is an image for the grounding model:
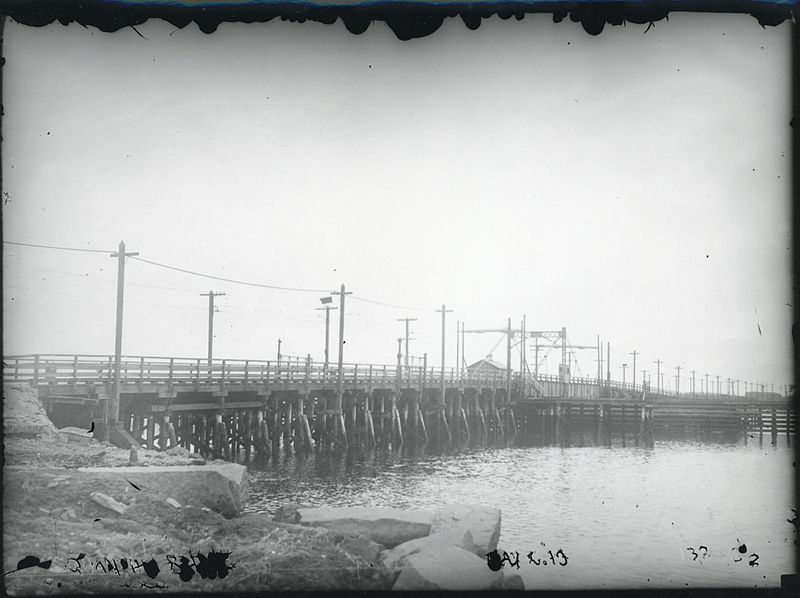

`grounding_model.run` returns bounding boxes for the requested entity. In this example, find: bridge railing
[5,354,773,401]
[3,354,512,391]
[0,353,659,396]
